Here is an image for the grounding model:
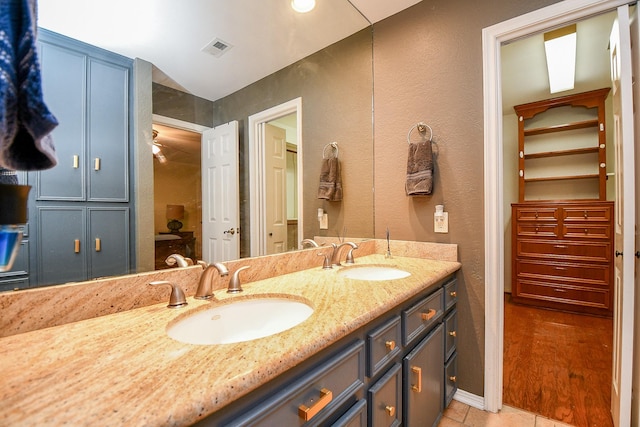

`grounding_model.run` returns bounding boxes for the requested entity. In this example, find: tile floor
[438,400,575,427]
